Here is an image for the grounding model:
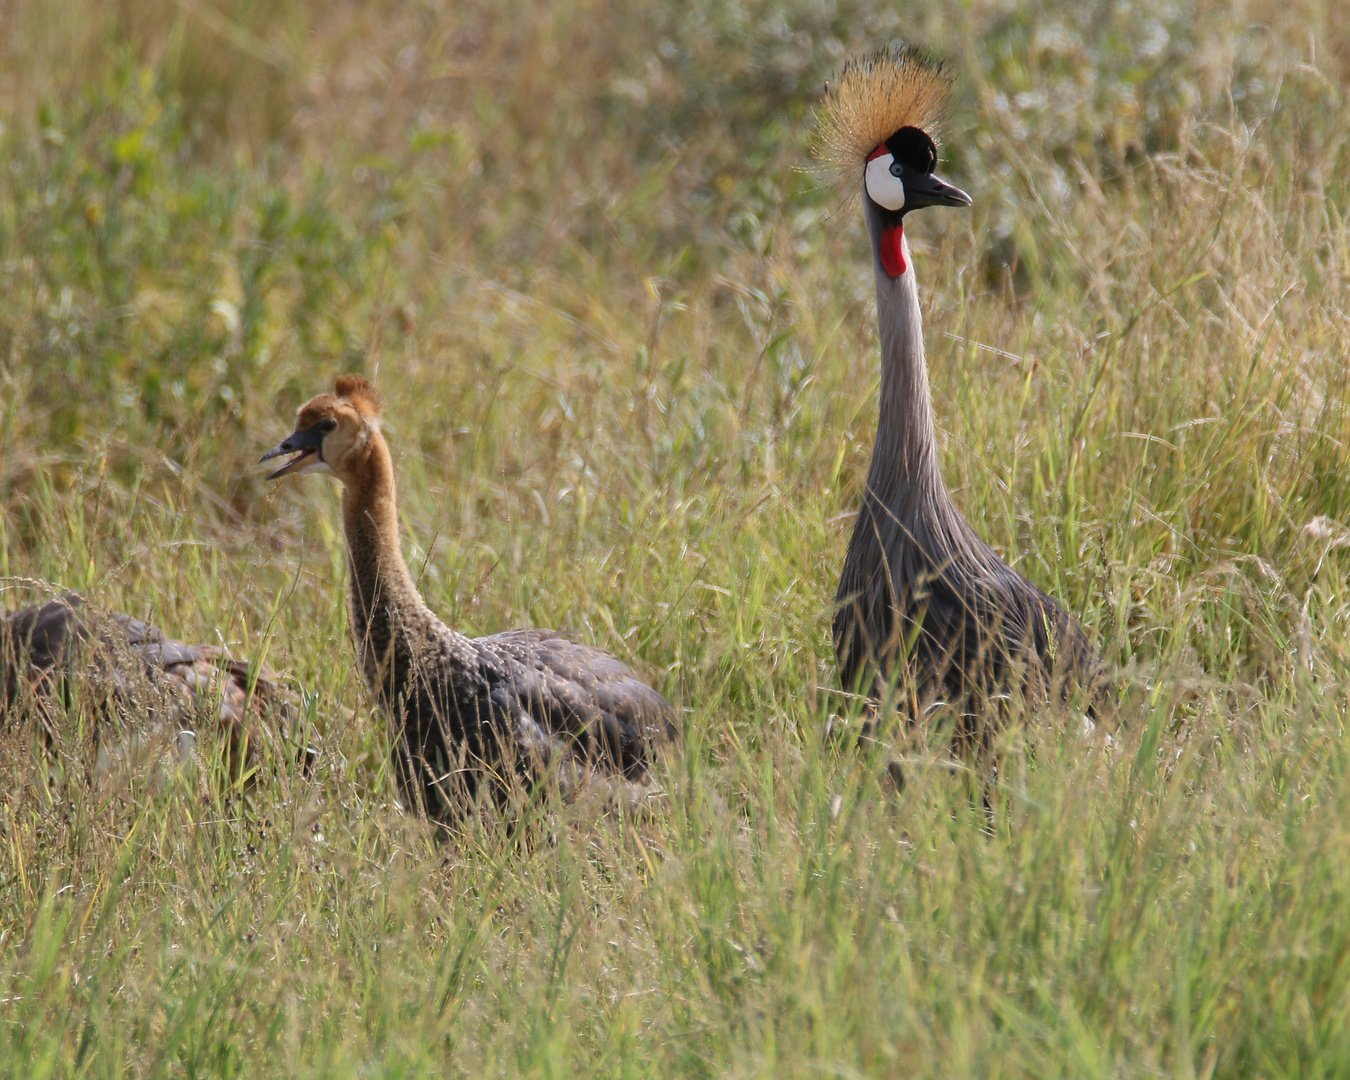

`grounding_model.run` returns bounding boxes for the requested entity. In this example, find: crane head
[261,375,383,482]
[863,125,971,215]
[815,44,970,216]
